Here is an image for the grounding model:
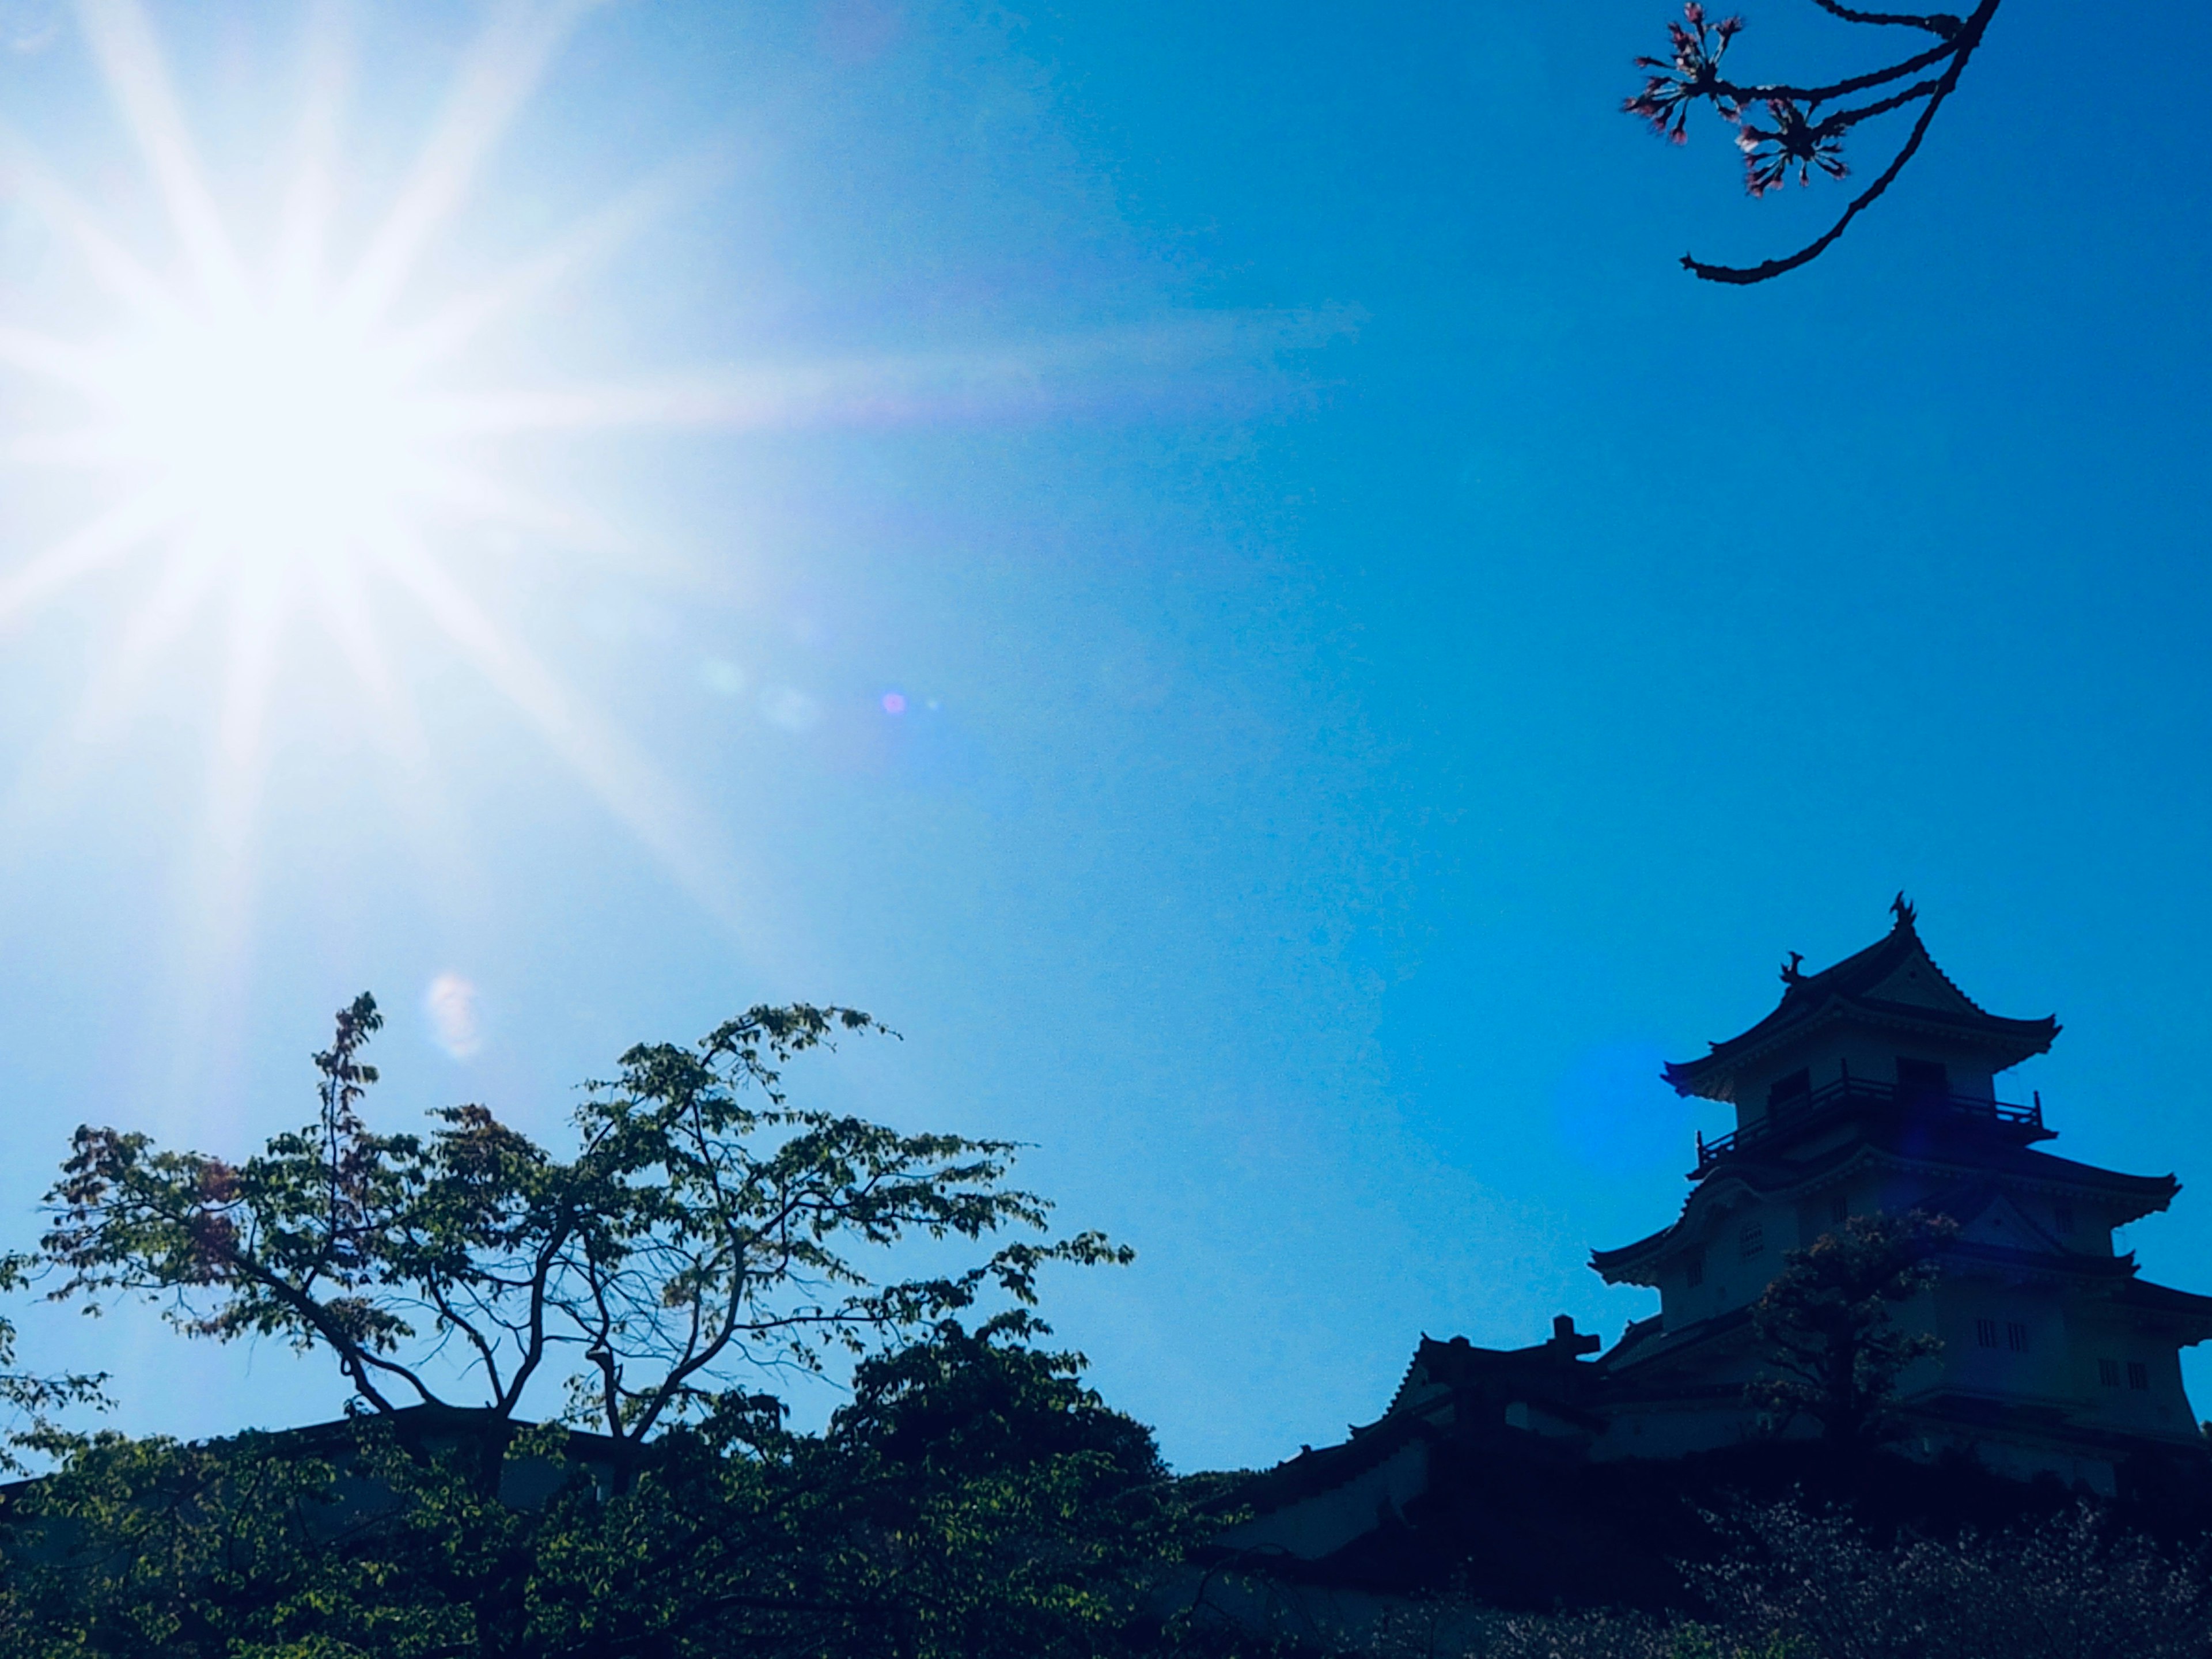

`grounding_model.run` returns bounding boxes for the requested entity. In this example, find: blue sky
[0,0,2205,1473]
